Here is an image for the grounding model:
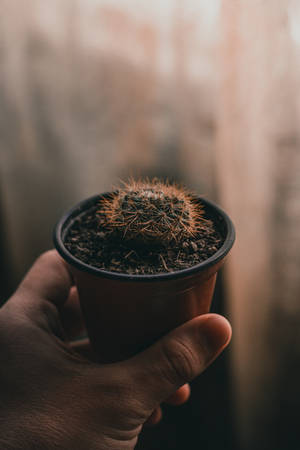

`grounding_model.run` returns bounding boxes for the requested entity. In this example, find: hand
[0,251,231,450]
